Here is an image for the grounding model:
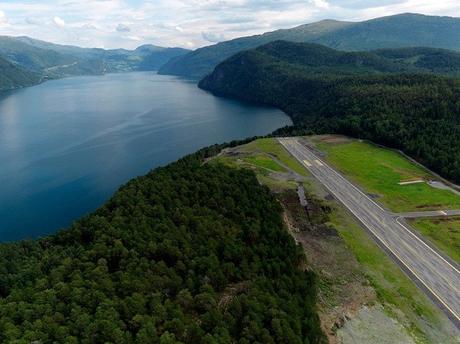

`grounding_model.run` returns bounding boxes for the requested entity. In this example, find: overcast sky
[0,0,459,50]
